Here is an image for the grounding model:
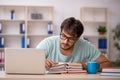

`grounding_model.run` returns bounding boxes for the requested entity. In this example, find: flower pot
[99,32,105,35]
